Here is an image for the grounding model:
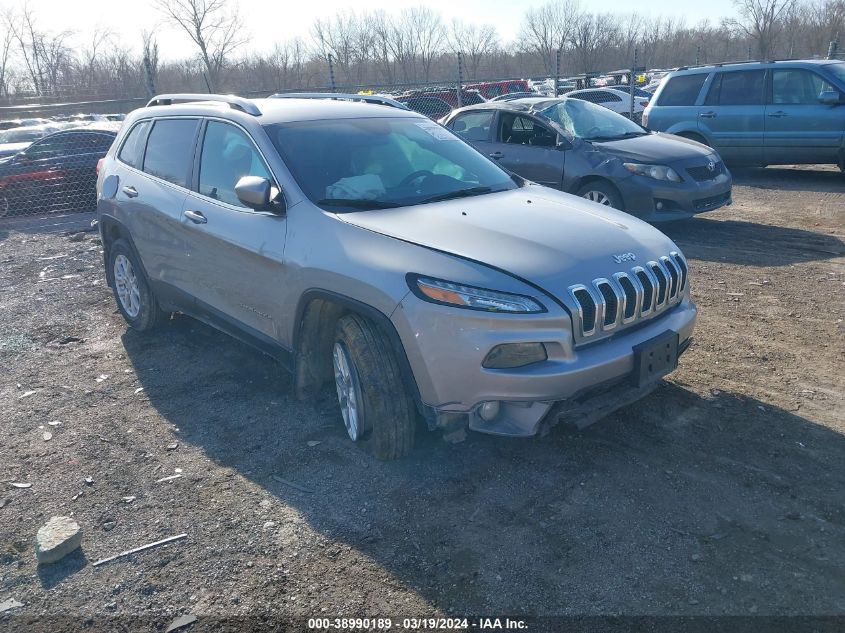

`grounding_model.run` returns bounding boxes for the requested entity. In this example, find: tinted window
[449,111,494,142]
[709,70,765,106]
[23,134,80,160]
[142,118,199,187]
[198,121,272,207]
[772,69,835,104]
[824,62,845,84]
[118,121,151,169]
[657,74,707,106]
[500,114,557,147]
[573,90,621,104]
